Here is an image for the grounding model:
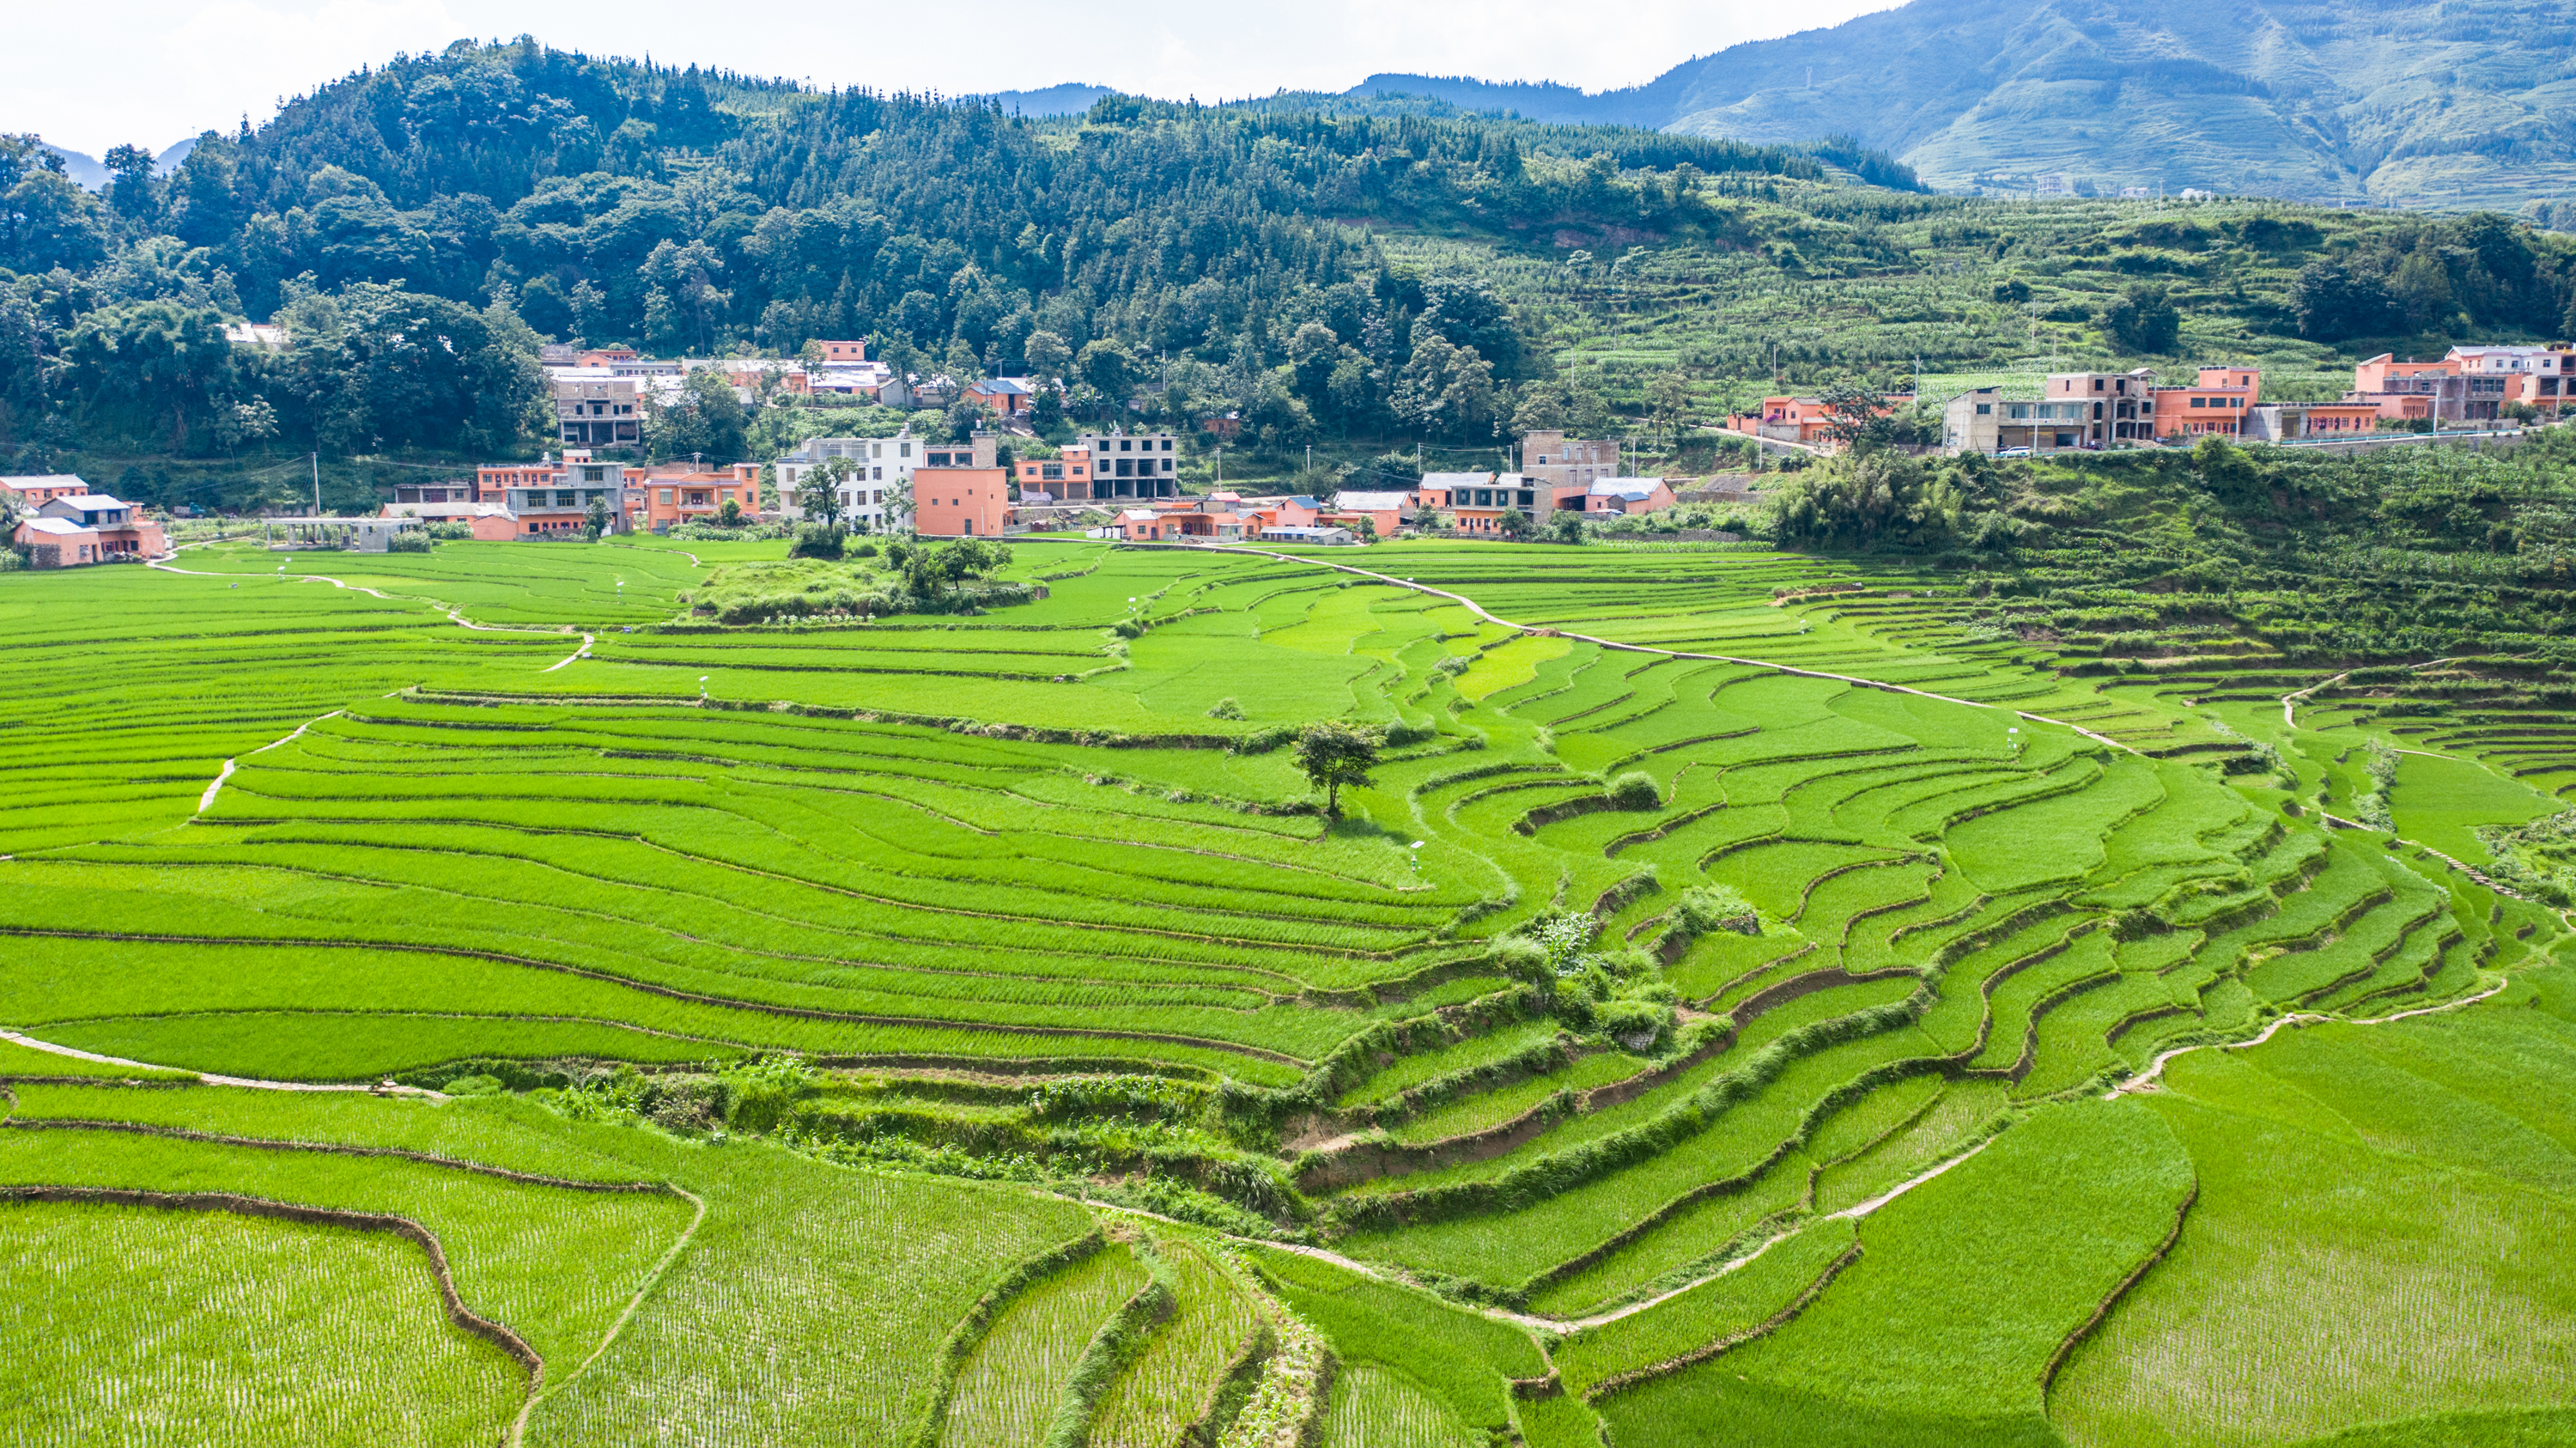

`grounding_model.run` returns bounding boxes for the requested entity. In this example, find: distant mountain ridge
[1350,0,2576,209]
